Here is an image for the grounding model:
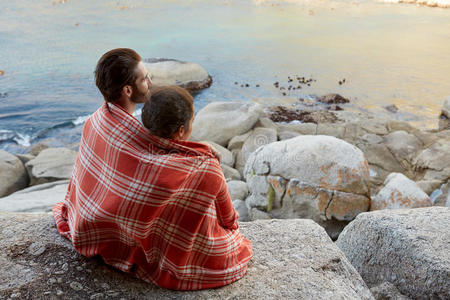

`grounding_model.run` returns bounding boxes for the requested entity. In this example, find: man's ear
[122,85,132,98]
